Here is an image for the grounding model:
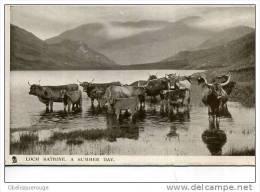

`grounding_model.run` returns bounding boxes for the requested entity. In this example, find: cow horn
[28,81,31,86]
[201,76,213,87]
[91,78,95,83]
[220,73,231,86]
